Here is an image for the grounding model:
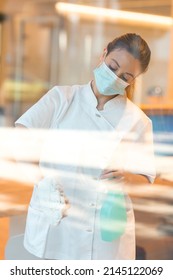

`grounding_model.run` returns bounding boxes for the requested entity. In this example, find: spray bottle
[100,184,127,242]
